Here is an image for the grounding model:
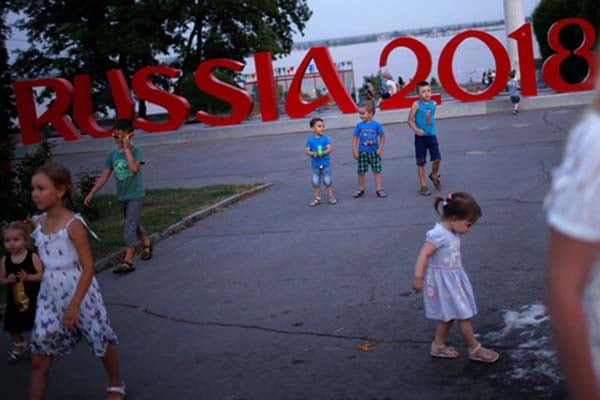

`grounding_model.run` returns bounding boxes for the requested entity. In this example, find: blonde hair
[2,221,33,244]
